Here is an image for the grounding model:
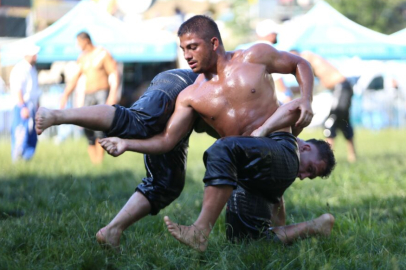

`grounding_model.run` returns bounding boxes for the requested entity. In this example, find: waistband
[148,69,198,101]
